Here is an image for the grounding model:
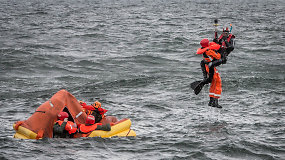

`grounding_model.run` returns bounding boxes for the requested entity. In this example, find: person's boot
[208,97,214,106]
[212,98,222,108]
